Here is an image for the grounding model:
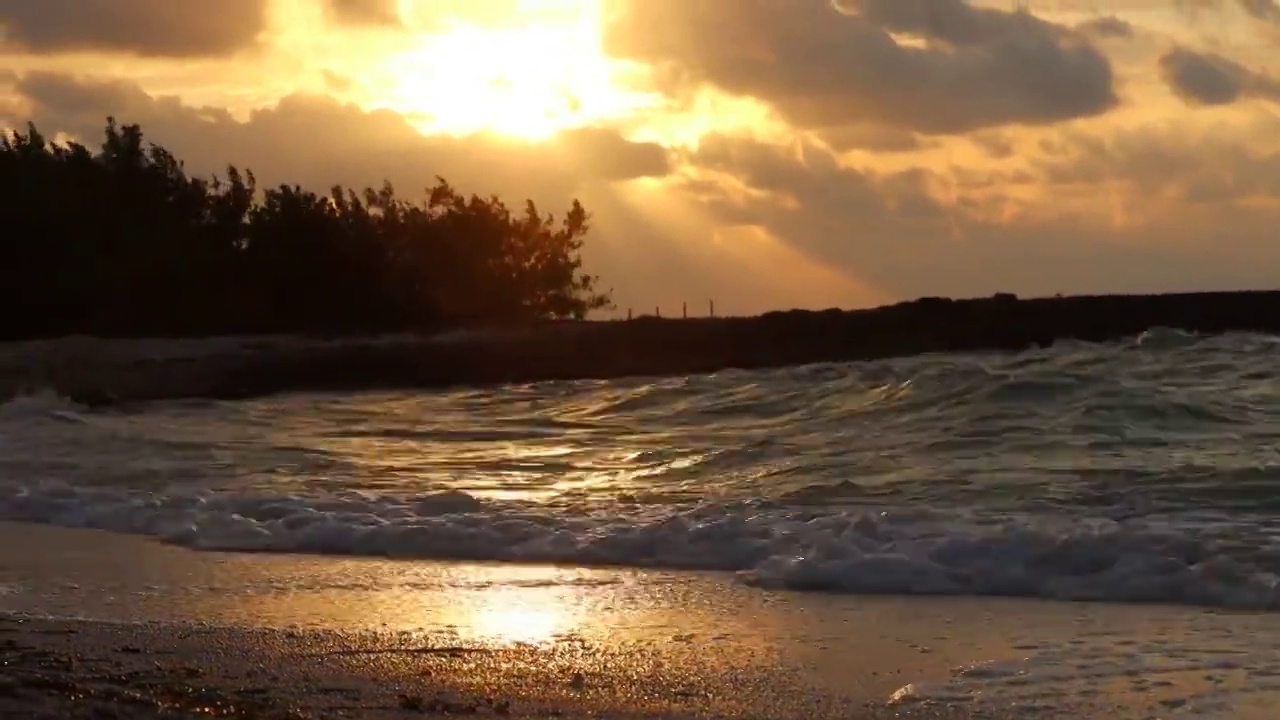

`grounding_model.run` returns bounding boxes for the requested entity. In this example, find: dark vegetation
[0,119,612,339]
